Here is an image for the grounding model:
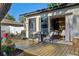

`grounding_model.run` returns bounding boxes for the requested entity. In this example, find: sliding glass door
[29,18,36,38]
